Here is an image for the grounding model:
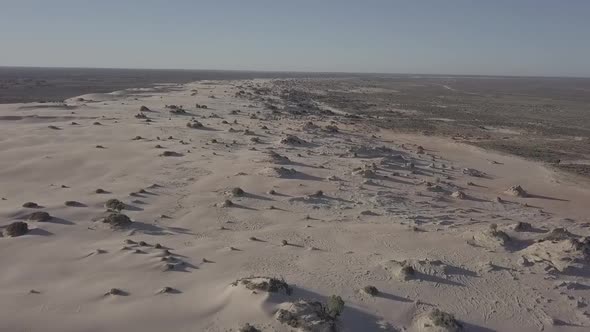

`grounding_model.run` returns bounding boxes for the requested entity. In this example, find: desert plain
[1,77,589,332]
